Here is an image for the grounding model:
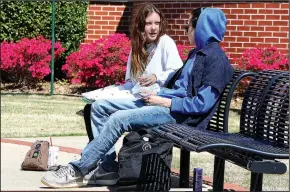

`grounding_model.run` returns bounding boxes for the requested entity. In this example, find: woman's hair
[130,3,167,79]
[190,7,206,29]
